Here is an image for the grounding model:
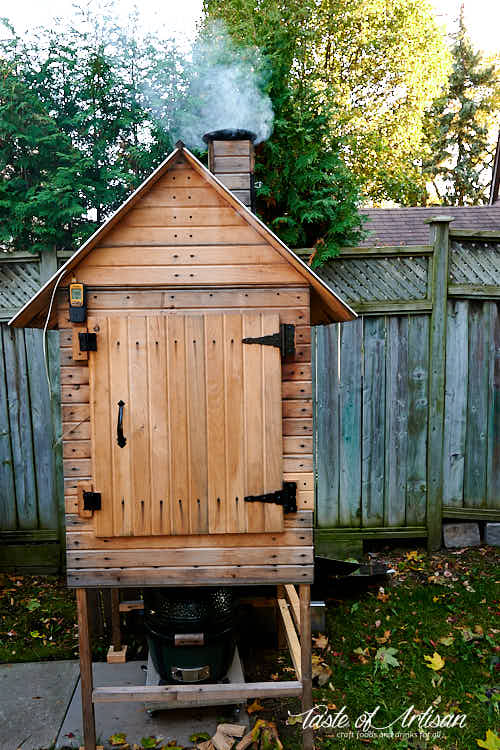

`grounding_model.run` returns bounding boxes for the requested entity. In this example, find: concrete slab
[0,660,79,750]
[443,522,480,548]
[485,523,500,546]
[56,661,248,749]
